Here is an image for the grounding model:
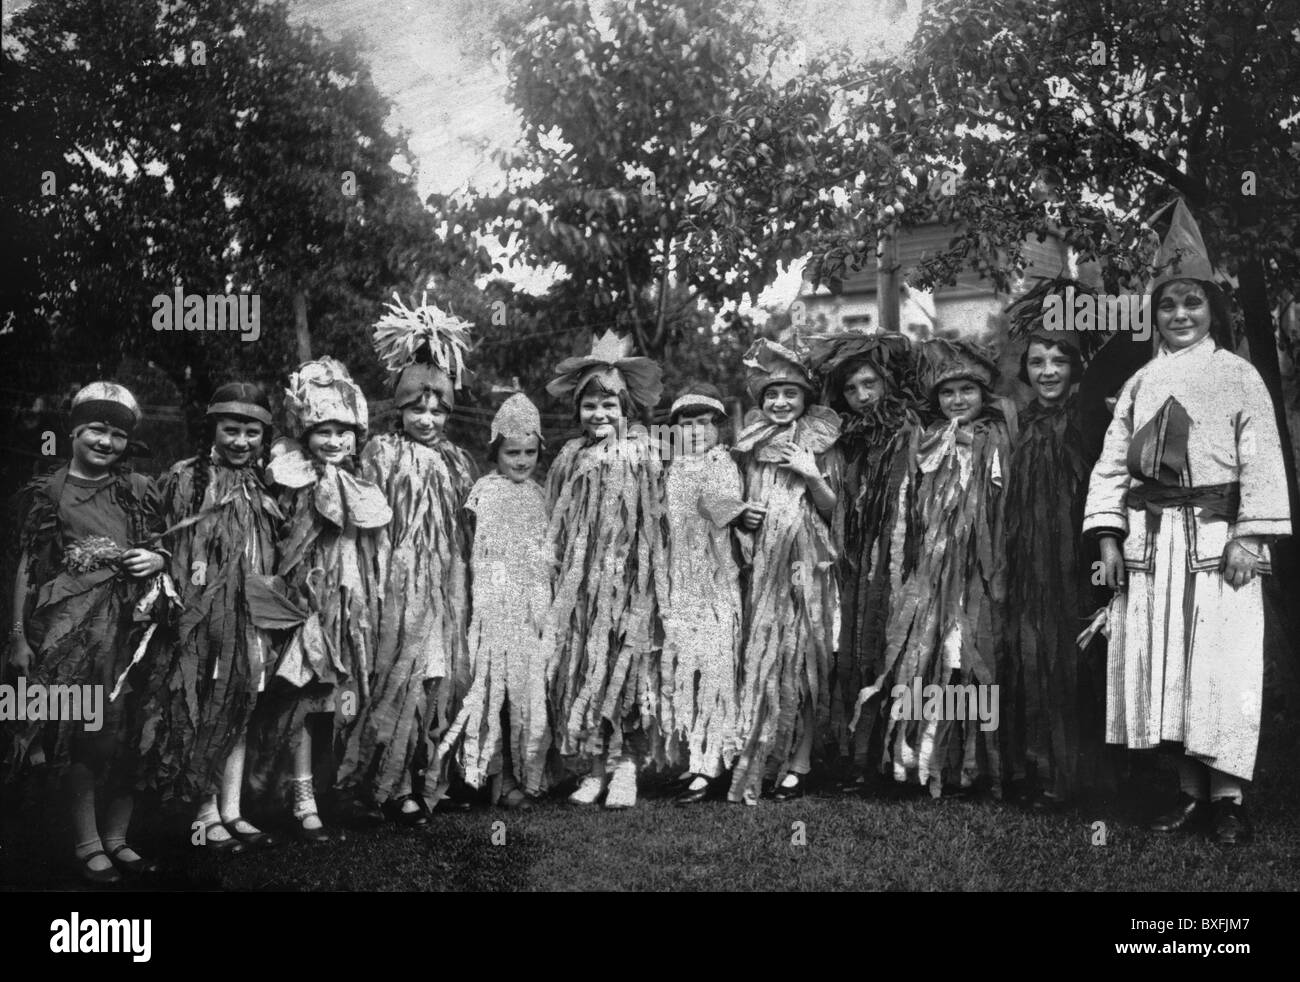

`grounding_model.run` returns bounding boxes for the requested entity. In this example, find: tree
[456,0,854,362]
[807,0,1300,552]
[0,0,490,415]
